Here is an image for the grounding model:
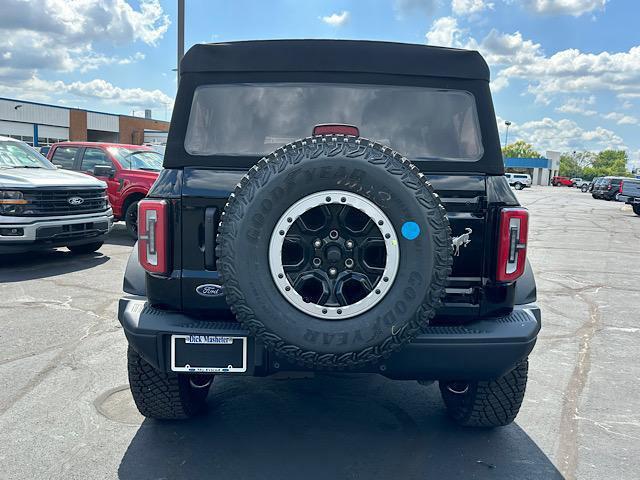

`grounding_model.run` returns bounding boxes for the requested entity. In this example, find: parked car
[551,176,573,187]
[616,178,640,215]
[589,177,604,193]
[592,176,626,200]
[39,146,50,157]
[0,136,112,254]
[118,40,540,427]
[571,177,589,189]
[47,142,162,238]
[505,172,532,190]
